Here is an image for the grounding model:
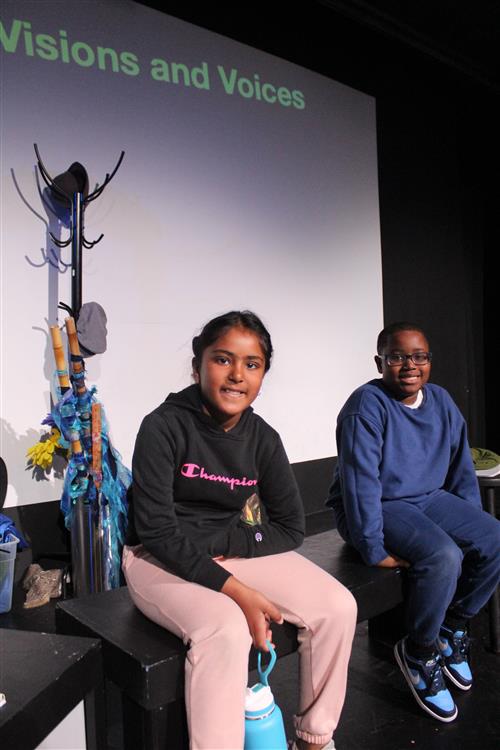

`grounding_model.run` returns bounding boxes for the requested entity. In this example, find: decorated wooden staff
[50,326,71,392]
[50,325,89,517]
[61,318,105,595]
[65,317,92,453]
[47,323,129,594]
[66,317,129,591]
